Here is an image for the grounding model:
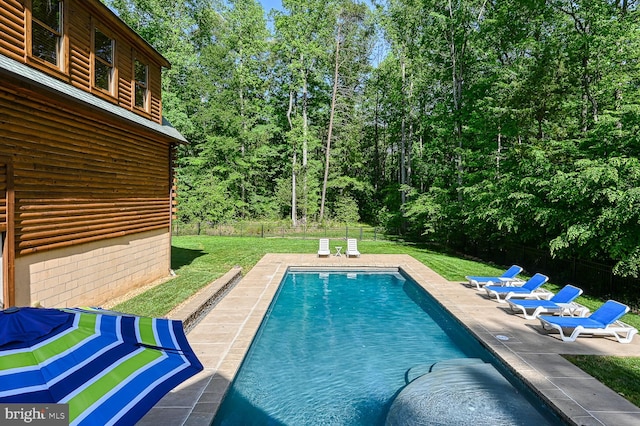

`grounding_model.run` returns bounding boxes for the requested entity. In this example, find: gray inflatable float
[386,359,554,426]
